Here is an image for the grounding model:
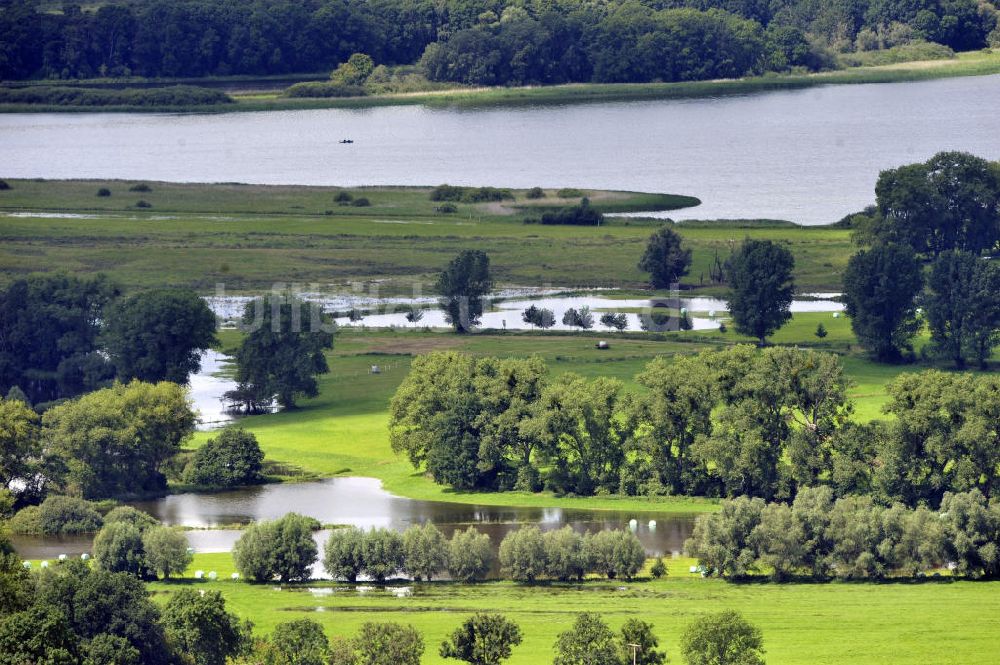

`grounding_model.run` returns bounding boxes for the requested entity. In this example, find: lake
[2,75,1000,224]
